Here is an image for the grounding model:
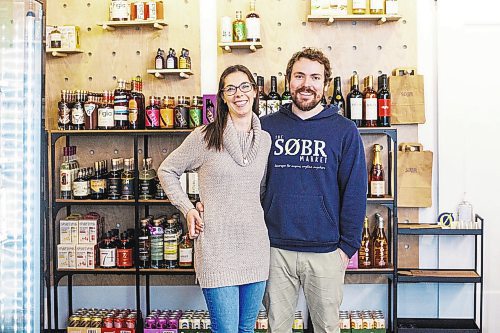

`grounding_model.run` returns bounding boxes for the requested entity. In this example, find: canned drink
[113,316,125,328]
[81,316,91,327]
[145,317,157,329]
[339,317,350,329]
[191,316,201,329]
[125,317,136,329]
[68,315,80,327]
[363,317,374,329]
[179,317,190,329]
[174,105,189,128]
[374,317,386,329]
[157,317,168,329]
[189,106,202,128]
[351,317,363,329]
[103,316,114,328]
[257,316,268,329]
